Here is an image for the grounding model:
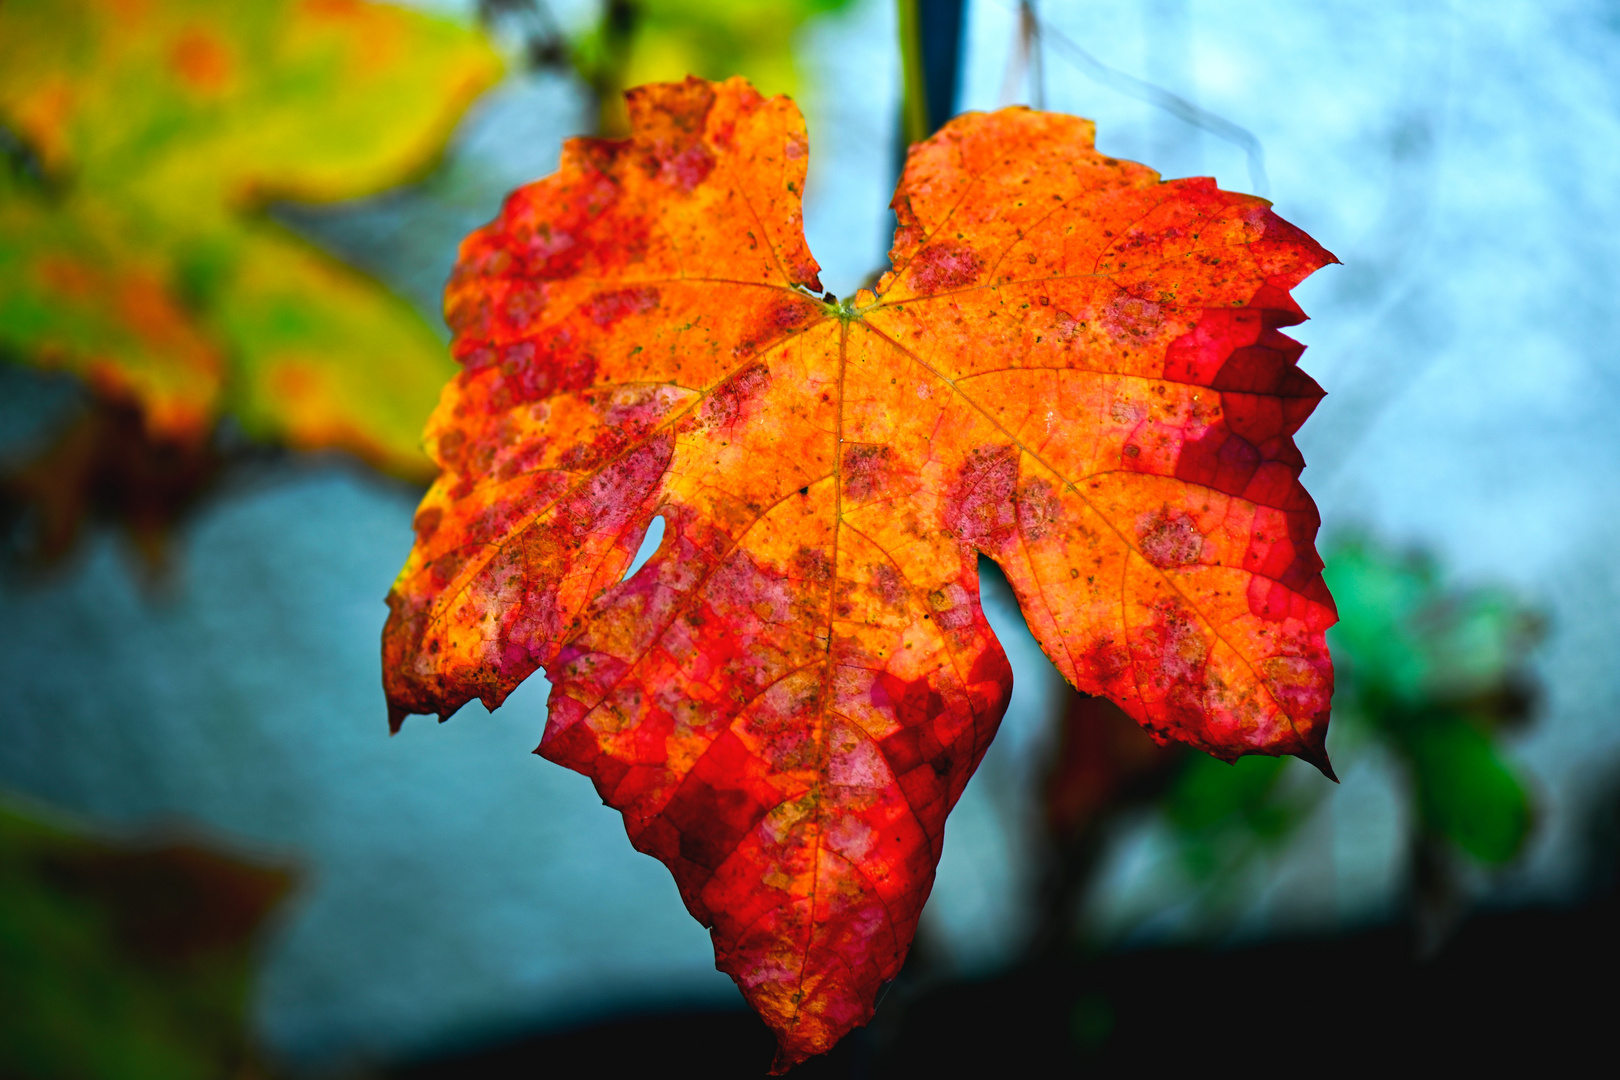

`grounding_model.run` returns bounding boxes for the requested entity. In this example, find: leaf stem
[897,0,930,147]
